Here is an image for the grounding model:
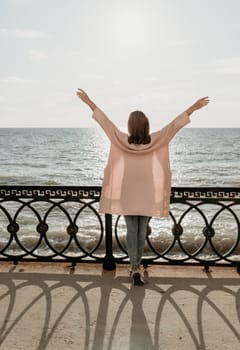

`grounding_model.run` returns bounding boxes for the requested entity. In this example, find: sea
[0,127,240,260]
